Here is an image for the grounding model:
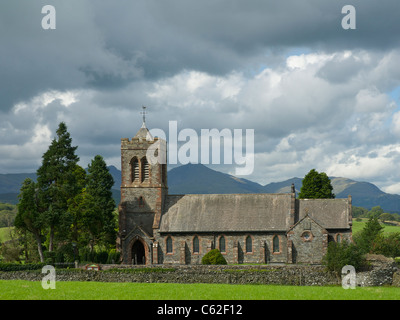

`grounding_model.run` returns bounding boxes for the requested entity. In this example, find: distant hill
[0,173,37,194]
[261,176,400,212]
[166,165,400,213]
[1,164,400,213]
[0,167,121,205]
[261,177,303,194]
[167,163,265,194]
[332,178,400,213]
